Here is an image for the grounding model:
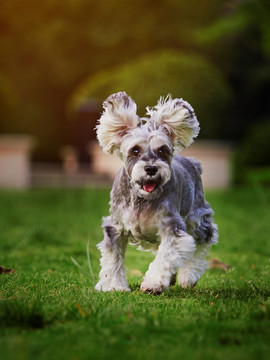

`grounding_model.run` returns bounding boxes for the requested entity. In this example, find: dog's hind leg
[177,202,218,288]
[177,205,218,288]
[95,217,130,292]
[177,243,211,288]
